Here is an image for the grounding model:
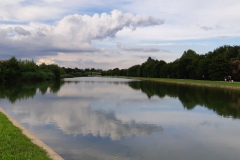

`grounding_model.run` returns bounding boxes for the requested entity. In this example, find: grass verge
[0,112,52,160]
[126,77,240,89]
